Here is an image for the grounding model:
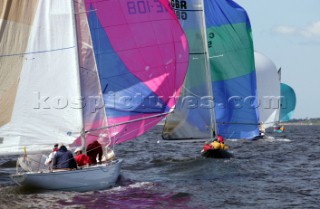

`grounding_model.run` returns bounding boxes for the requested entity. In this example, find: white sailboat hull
[10,159,122,192]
